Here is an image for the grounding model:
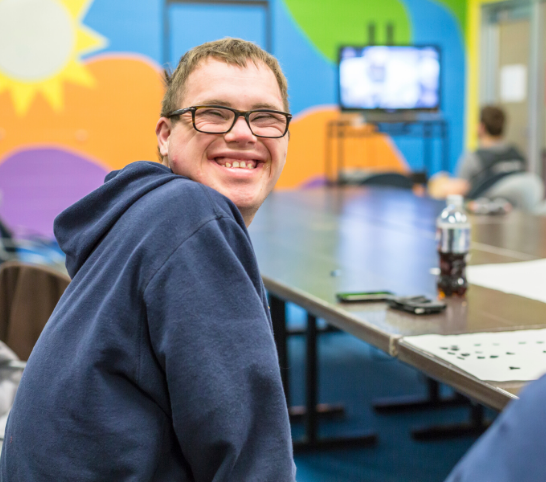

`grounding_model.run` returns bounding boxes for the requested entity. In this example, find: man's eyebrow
[251,102,284,111]
[195,100,284,111]
[197,99,232,107]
